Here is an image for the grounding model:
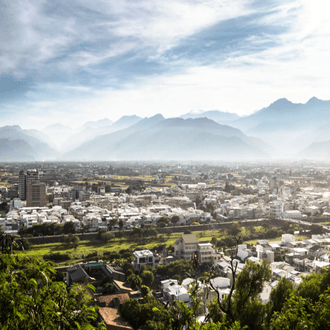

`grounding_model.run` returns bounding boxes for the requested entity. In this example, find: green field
[24,230,223,264]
